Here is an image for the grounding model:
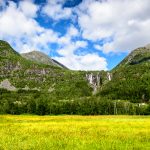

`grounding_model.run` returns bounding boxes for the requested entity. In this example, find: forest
[0,89,150,115]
